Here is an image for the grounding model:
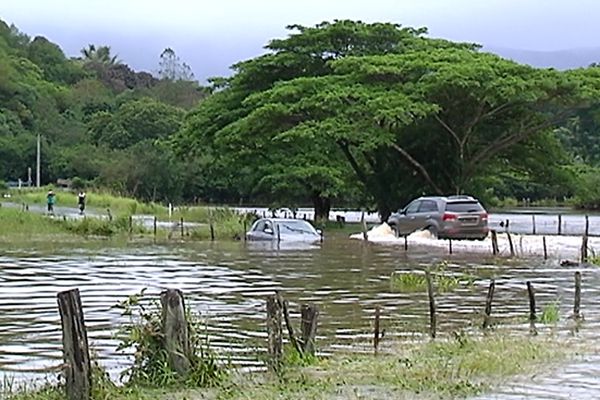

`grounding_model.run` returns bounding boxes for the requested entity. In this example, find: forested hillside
[0,20,206,202]
[2,19,600,217]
